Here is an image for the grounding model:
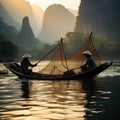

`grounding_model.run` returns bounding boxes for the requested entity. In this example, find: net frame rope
[38,33,101,74]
